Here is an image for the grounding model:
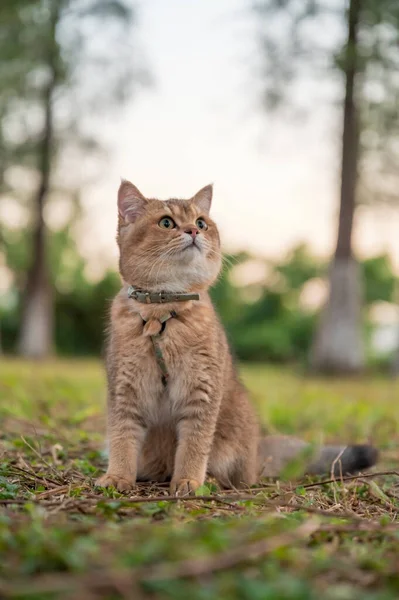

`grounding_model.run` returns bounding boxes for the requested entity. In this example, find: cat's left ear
[118,179,148,223]
[192,184,213,215]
